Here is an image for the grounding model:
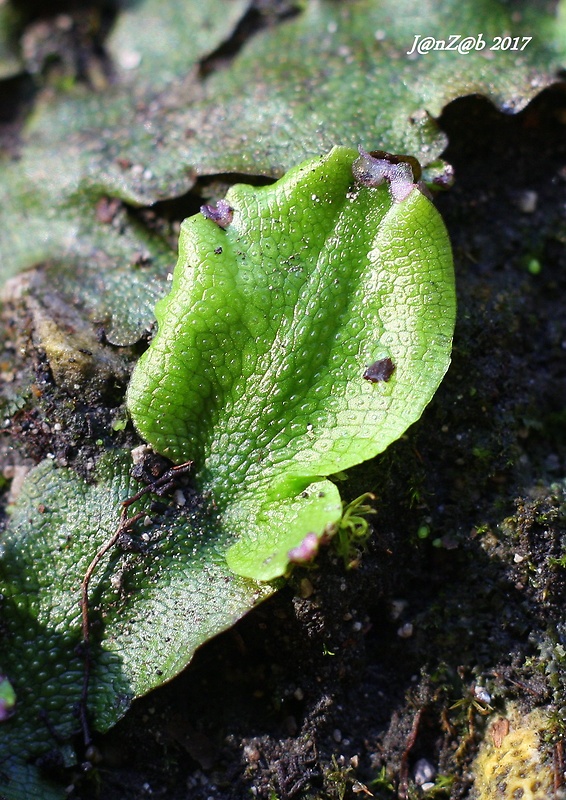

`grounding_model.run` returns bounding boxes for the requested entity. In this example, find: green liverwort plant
[0,146,454,799]
[127,145,455,580]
